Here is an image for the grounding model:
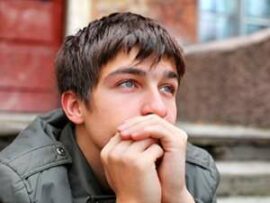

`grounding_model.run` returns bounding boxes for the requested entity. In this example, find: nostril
[146,112,154,115]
